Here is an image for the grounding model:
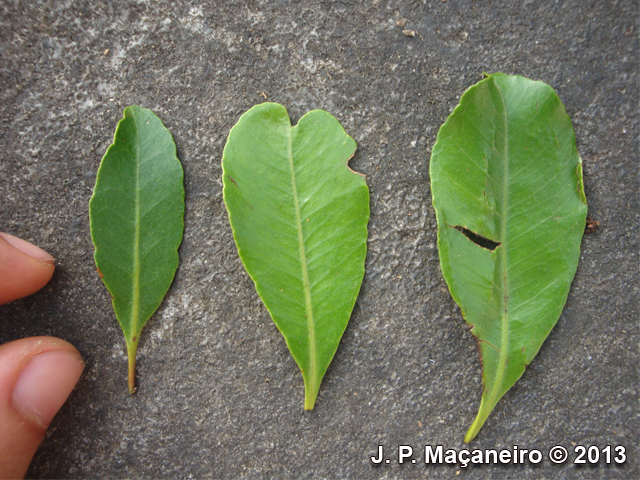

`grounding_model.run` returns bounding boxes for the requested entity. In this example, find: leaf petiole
[127,337,139,394]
